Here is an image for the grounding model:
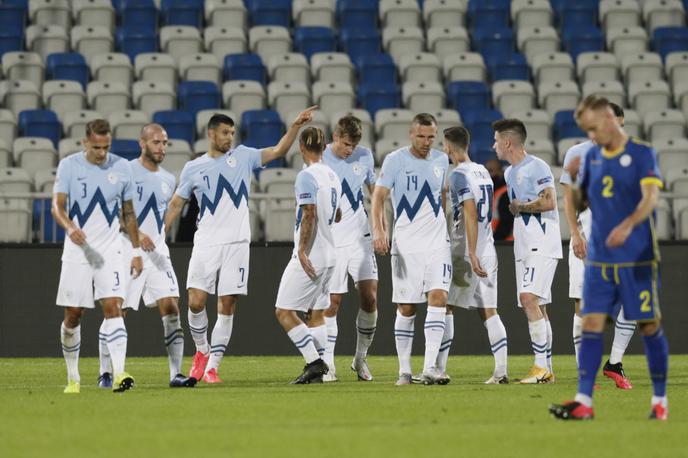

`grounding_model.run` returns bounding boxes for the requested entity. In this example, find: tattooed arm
[509,187,556,216]
[298,204,317,279]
